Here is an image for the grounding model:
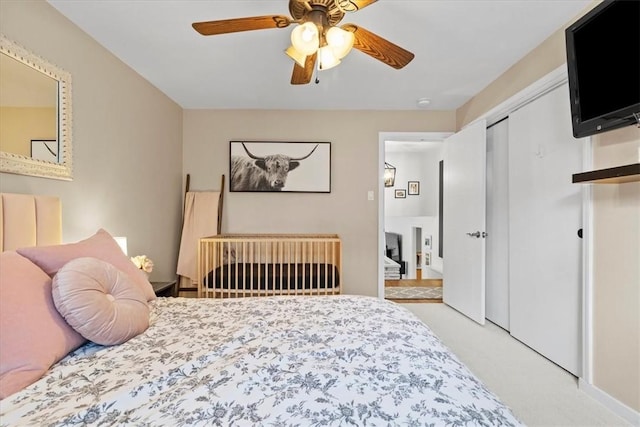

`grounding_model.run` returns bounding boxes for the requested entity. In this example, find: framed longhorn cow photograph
[229,141,331,193]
